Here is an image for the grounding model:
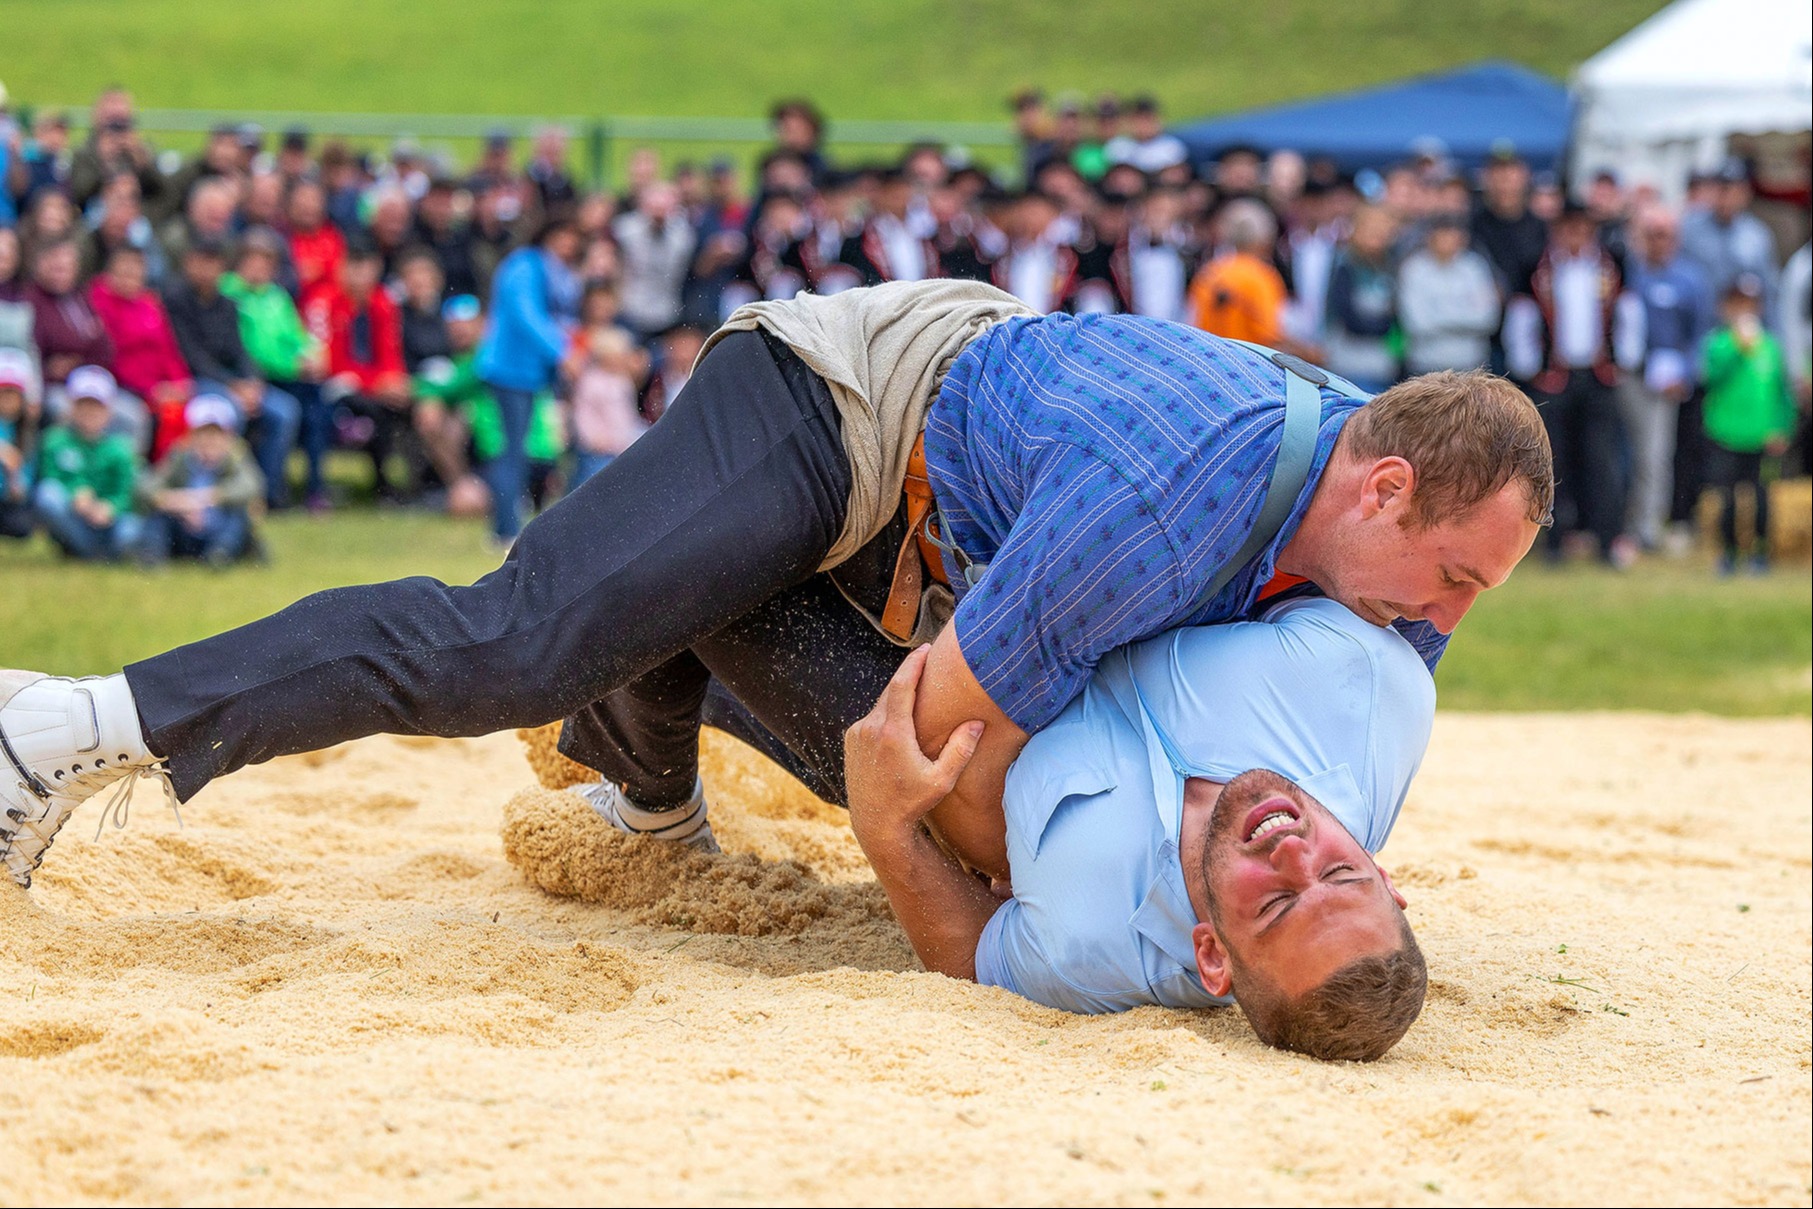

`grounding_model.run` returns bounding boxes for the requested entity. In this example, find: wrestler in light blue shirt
[974,596,1436,1015]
